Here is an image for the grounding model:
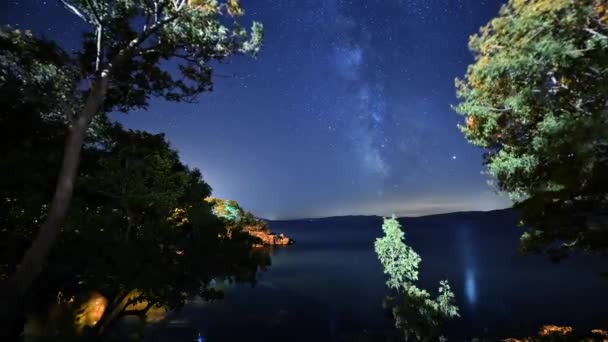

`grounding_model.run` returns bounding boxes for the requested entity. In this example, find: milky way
[1,0,510,219]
